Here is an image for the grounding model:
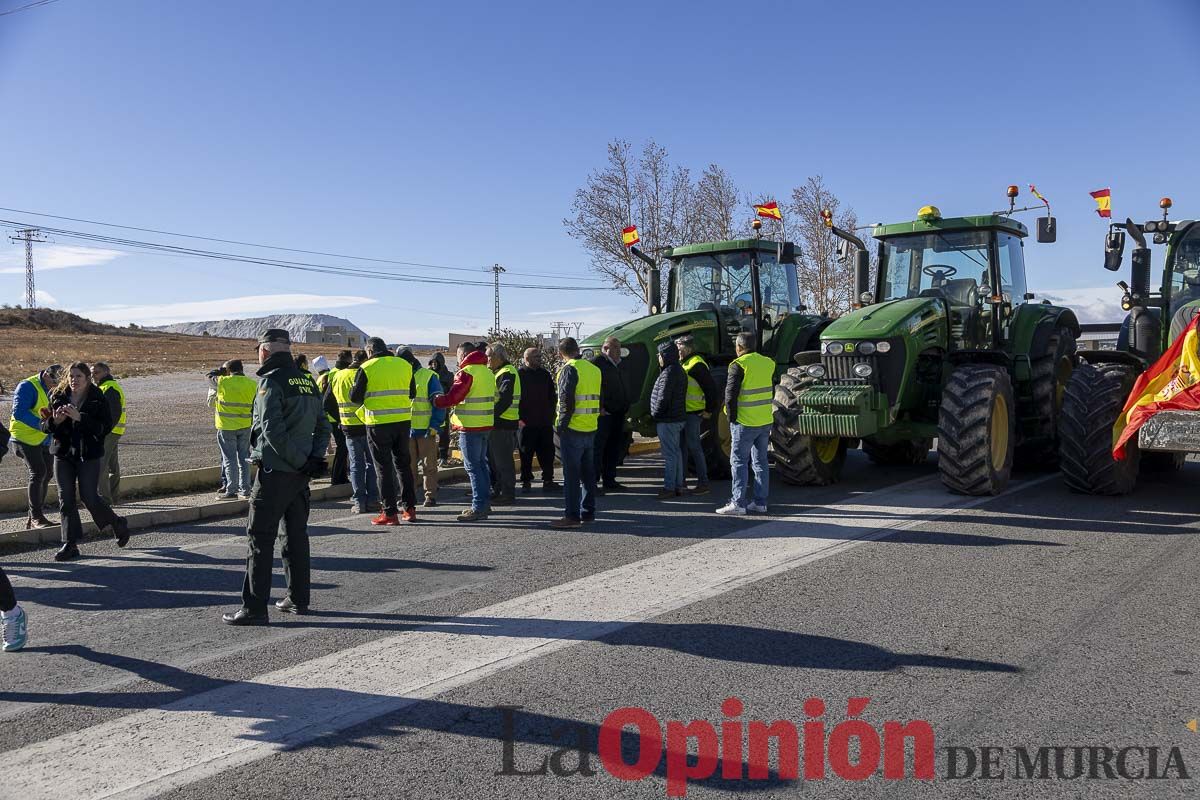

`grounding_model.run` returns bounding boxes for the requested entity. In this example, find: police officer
[222,329,331,625]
